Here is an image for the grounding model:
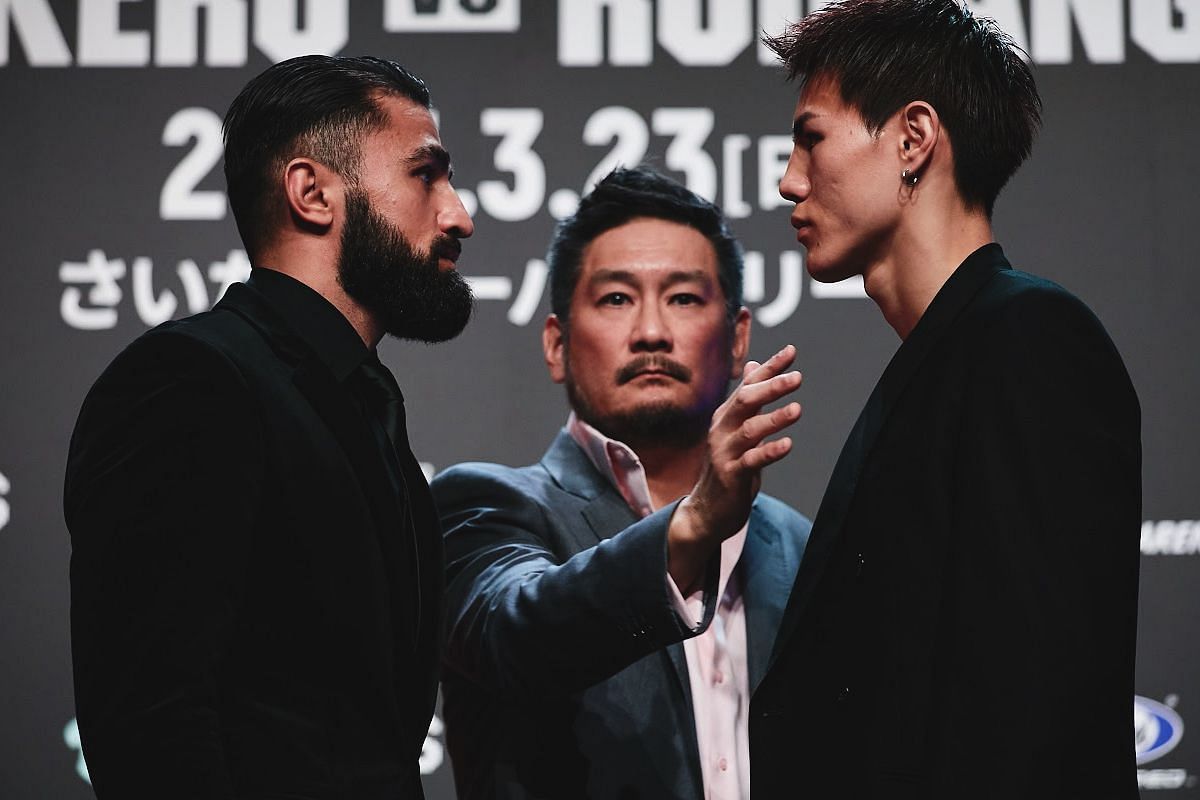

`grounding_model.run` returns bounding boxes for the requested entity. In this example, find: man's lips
[791,218,813,243]
[433,238,462,264]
